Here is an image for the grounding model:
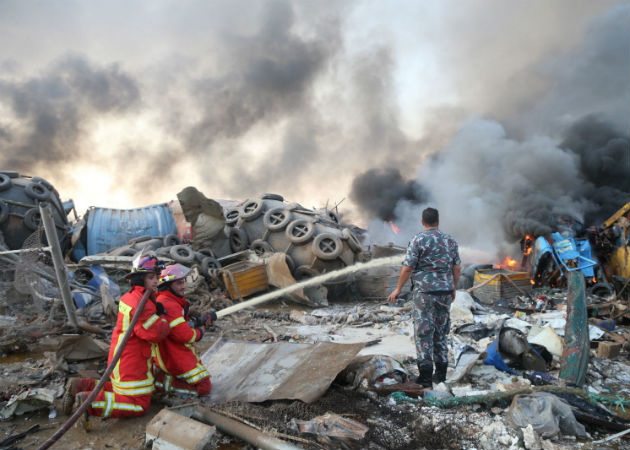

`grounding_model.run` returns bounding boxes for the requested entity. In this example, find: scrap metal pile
[0,170,629,449]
